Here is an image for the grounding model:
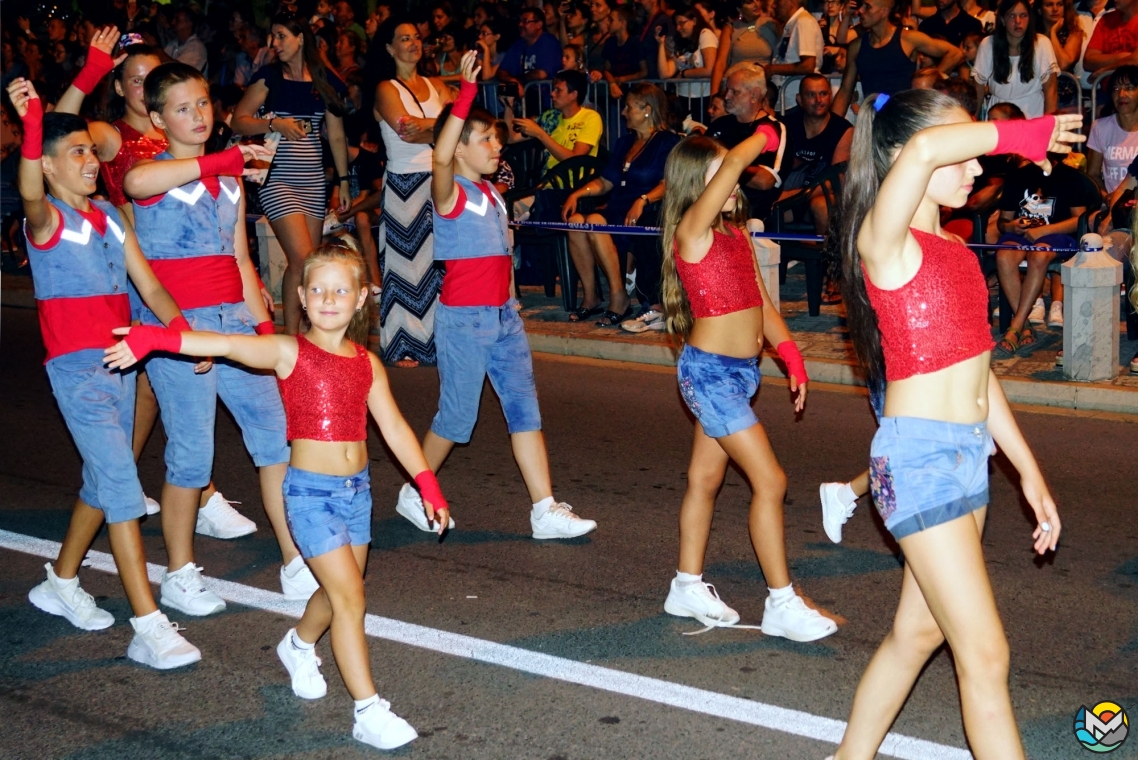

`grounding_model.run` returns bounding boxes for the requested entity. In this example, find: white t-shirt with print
[1088,115,1138,193]
[675,28,720,98]
[973,34,1059,118]
[773,7,823,109]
